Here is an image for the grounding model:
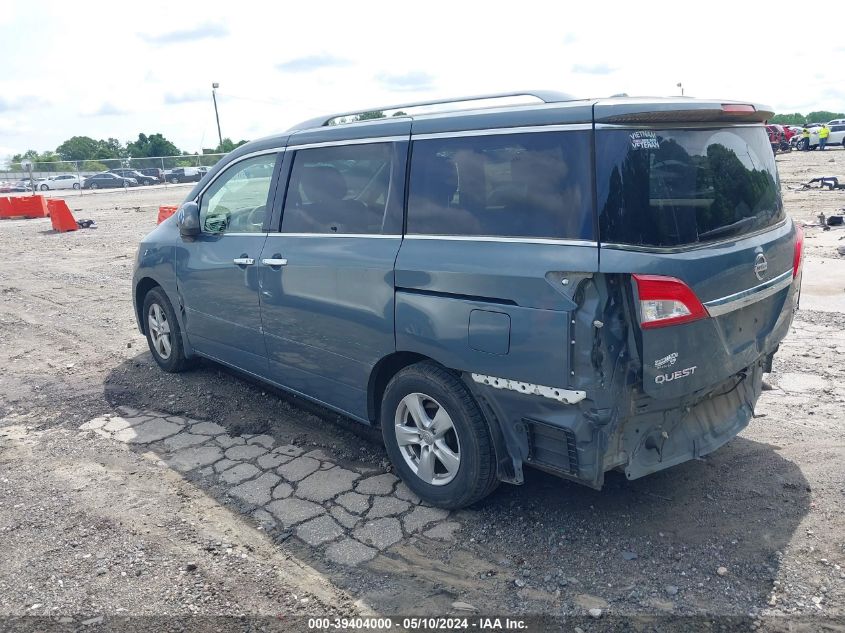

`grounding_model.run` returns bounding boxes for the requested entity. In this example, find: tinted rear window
[407,131,593,240]
[596,127,783,247]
